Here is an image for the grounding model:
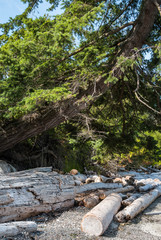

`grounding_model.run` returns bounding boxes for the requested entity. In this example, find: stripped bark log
[135,178,161,187]
[99,186,135,200]
[0,221,37,237]
[81,193,122,236]
[134,178,161,191]
[122,193,142,206]
[115,186,161,222]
